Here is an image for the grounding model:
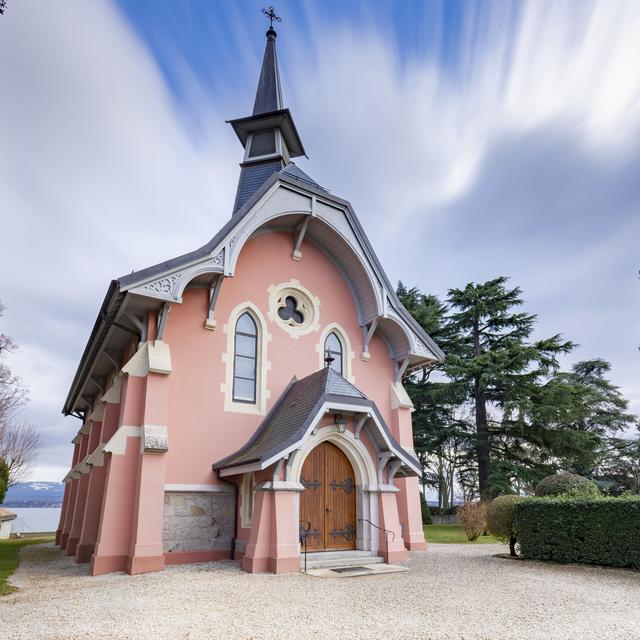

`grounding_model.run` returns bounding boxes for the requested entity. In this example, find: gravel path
[2,543,639,639]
